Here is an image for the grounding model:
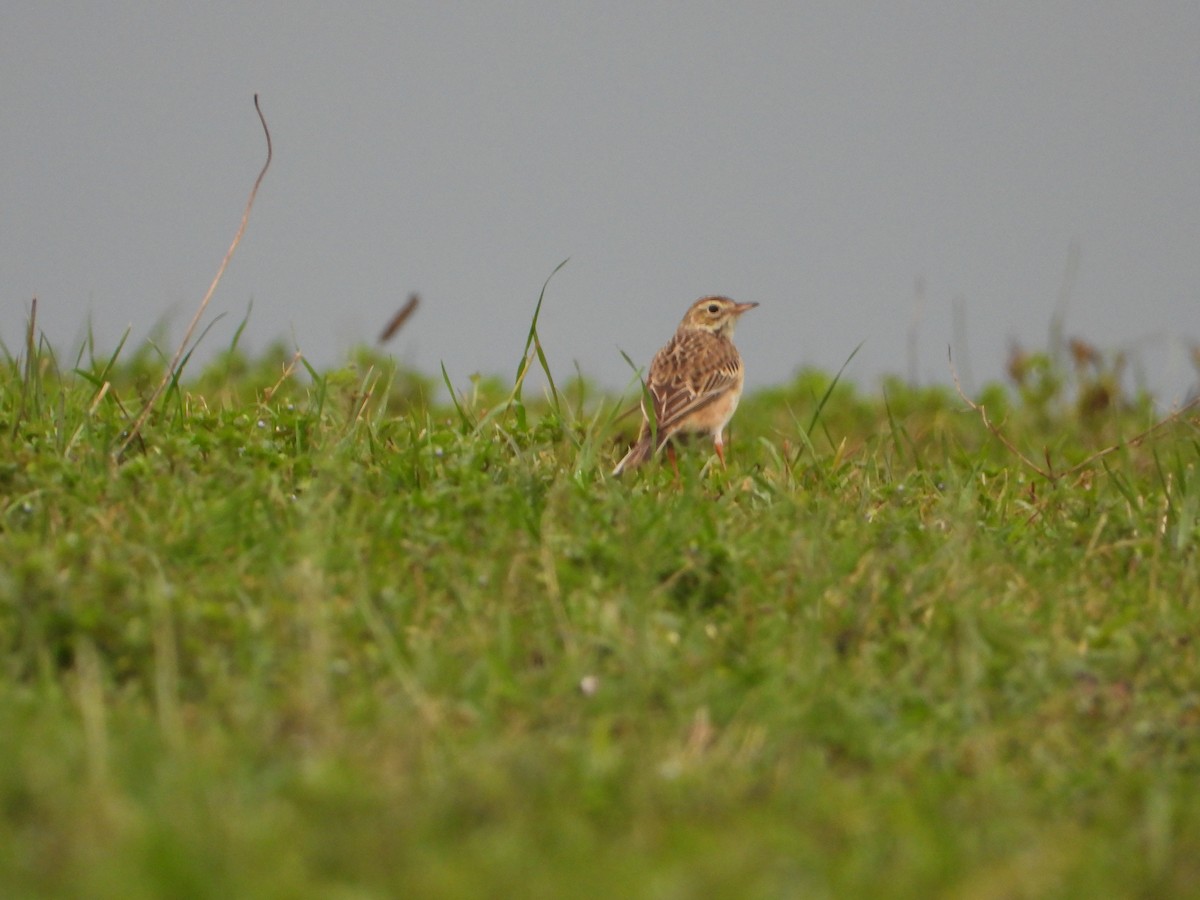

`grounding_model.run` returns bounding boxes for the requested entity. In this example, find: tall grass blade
[513,259,568,417]
[440,362,472,431]
[230,300,254,356]
[300,355,328,420]
[789,341,862,470]
[807,341,862,435]
[15,298,41,434]
[619,348,657,452]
